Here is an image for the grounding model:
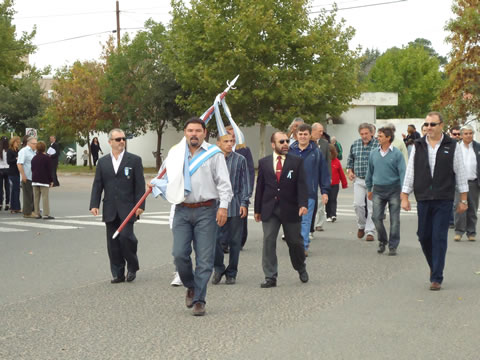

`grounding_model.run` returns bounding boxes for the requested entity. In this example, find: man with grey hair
[454,124,480,242]
[90,128,146,284]
[287,117,305,145]
[347,123,379,241]
[17,136,37,218]
[311,122,331,232]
